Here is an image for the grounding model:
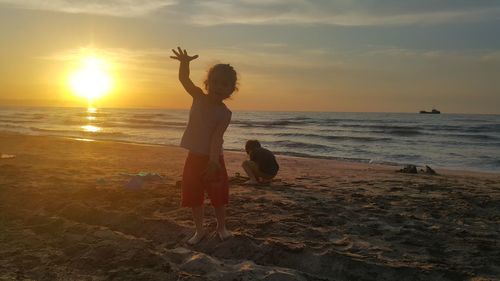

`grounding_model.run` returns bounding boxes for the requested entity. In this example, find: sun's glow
[69,56,112,100]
